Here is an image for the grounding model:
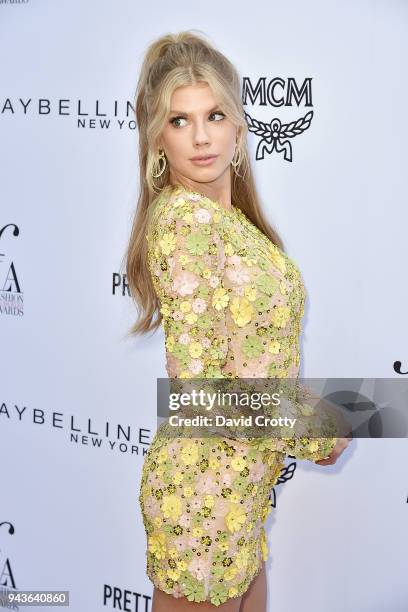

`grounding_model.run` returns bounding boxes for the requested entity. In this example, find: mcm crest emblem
[245,110,313,162]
